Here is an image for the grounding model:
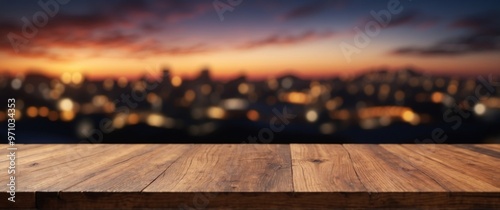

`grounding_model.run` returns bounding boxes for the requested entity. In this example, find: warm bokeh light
[26,106,38,118]
[207,106,225,119]
[305,110,318,123]
[38,107,49,117]
[58,98,74,112]
[171,76,182,87]
[60,111,75,122]
[474,103,487,116]
[431,92,444,103]
[246,110,260,121]
[127,113,140,125]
